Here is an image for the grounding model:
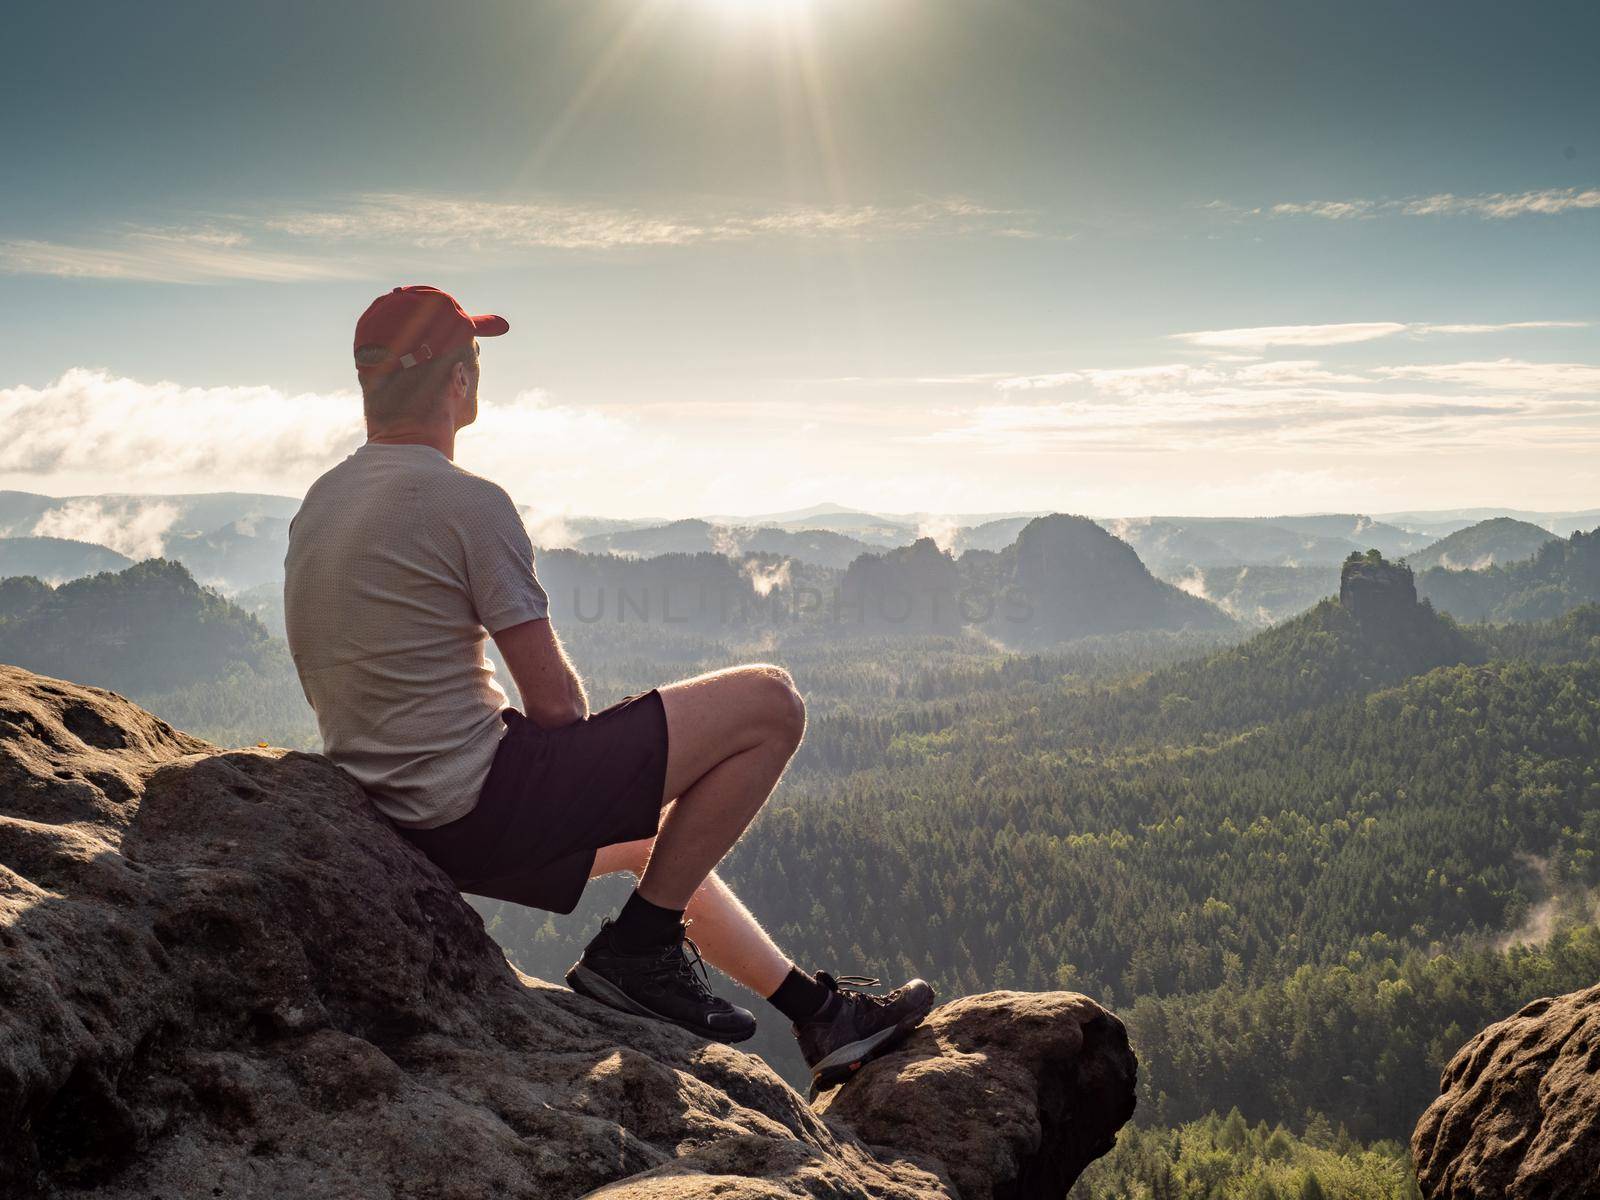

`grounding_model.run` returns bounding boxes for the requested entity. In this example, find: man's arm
[494,617,589,729]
